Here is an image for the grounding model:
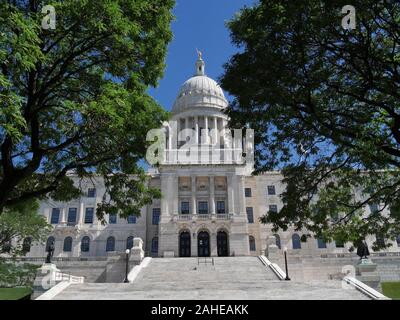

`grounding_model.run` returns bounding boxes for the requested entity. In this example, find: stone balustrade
[173,213,233,222]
